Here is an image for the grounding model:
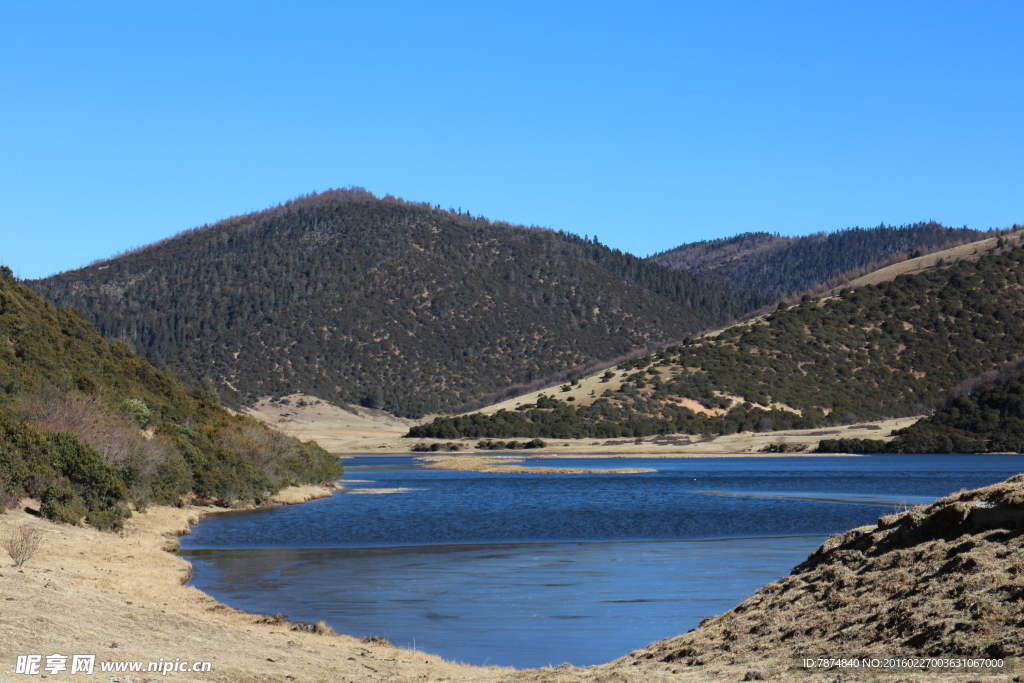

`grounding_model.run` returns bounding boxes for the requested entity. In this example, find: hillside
[31,189,764,418]
[651,222,987,300]
[0,268,341,528]
[819,358,1024,454]
[411,233,1024,439]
